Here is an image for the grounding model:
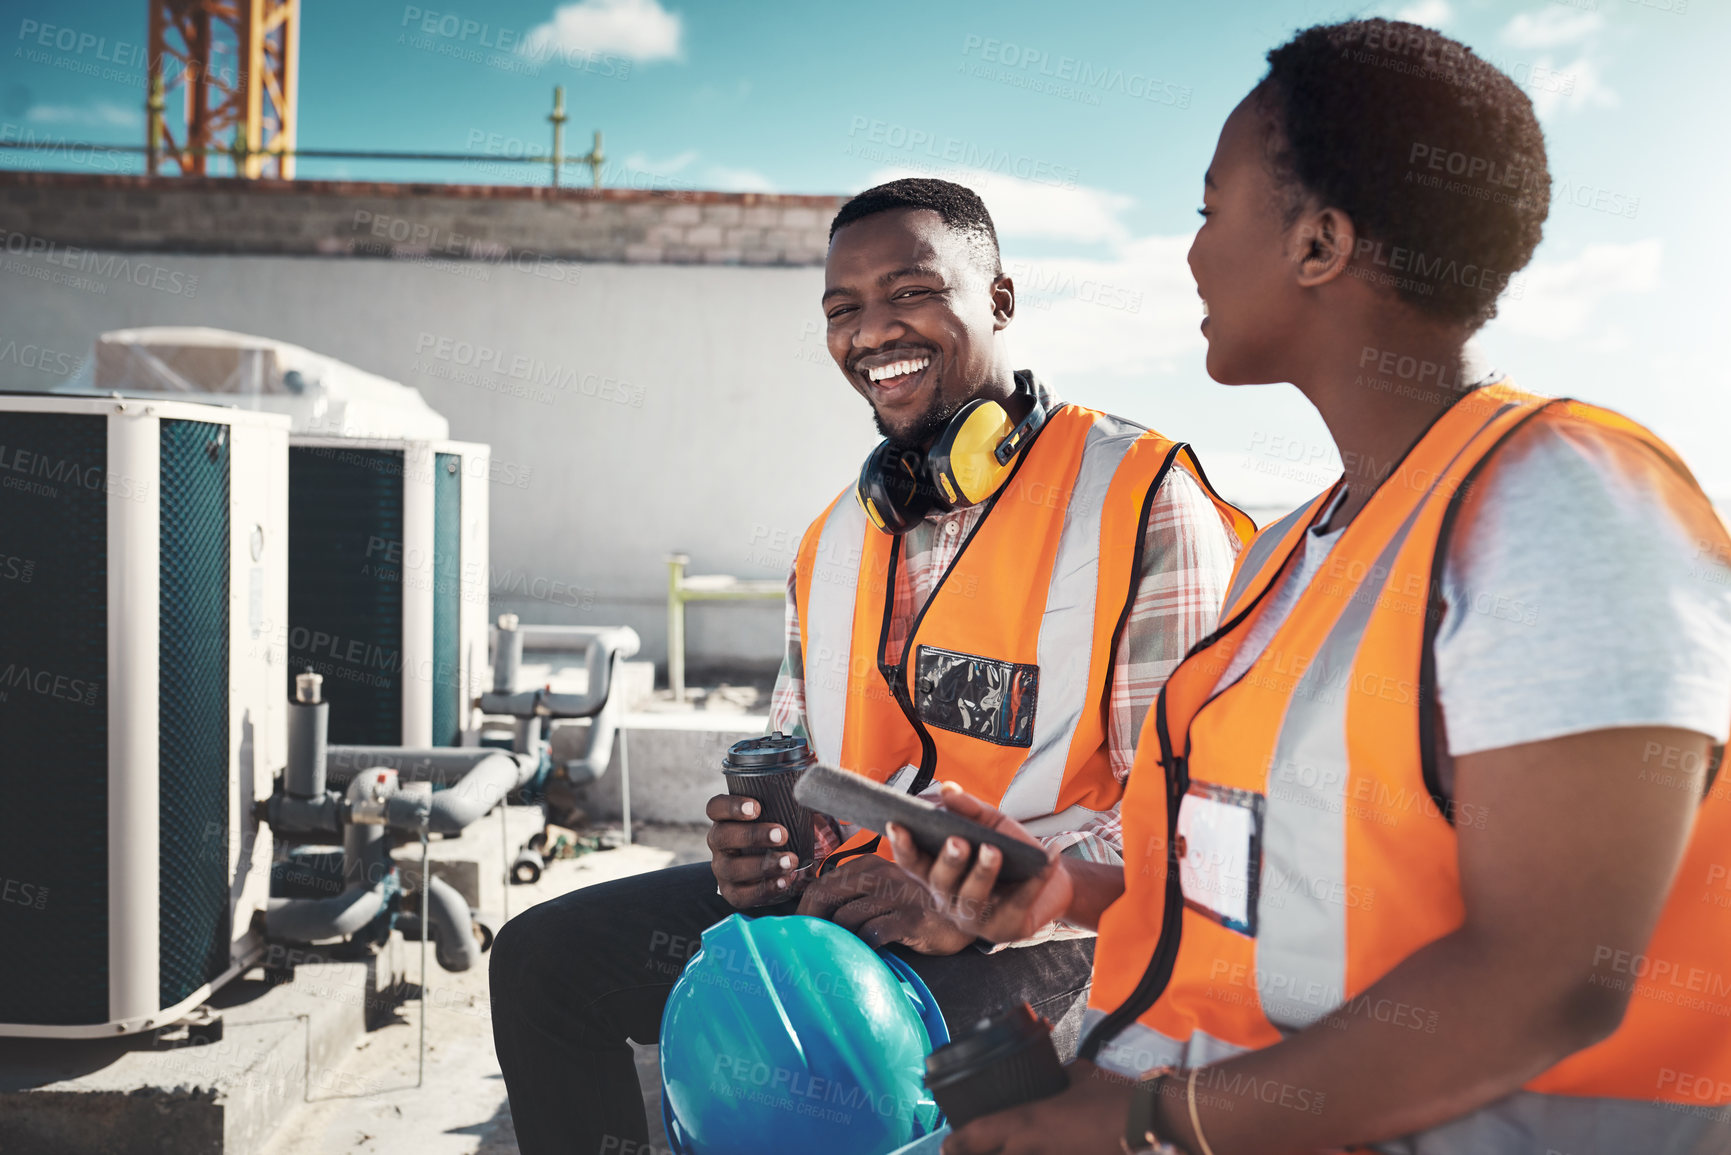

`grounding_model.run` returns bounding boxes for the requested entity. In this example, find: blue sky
[7,0,1727,504]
